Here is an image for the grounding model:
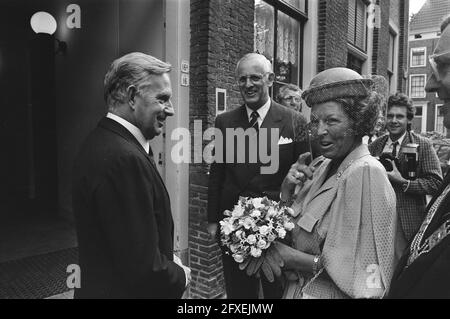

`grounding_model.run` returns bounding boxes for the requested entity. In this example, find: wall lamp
[30,11,67,55]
